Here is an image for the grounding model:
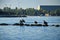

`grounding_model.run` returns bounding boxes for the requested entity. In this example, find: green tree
[25,8,35,16]
[56,9,60,16]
